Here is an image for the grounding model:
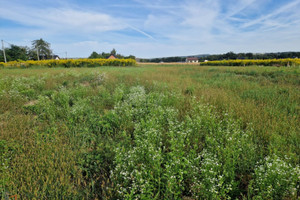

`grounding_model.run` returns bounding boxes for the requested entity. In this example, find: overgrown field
[1,65,299,199]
